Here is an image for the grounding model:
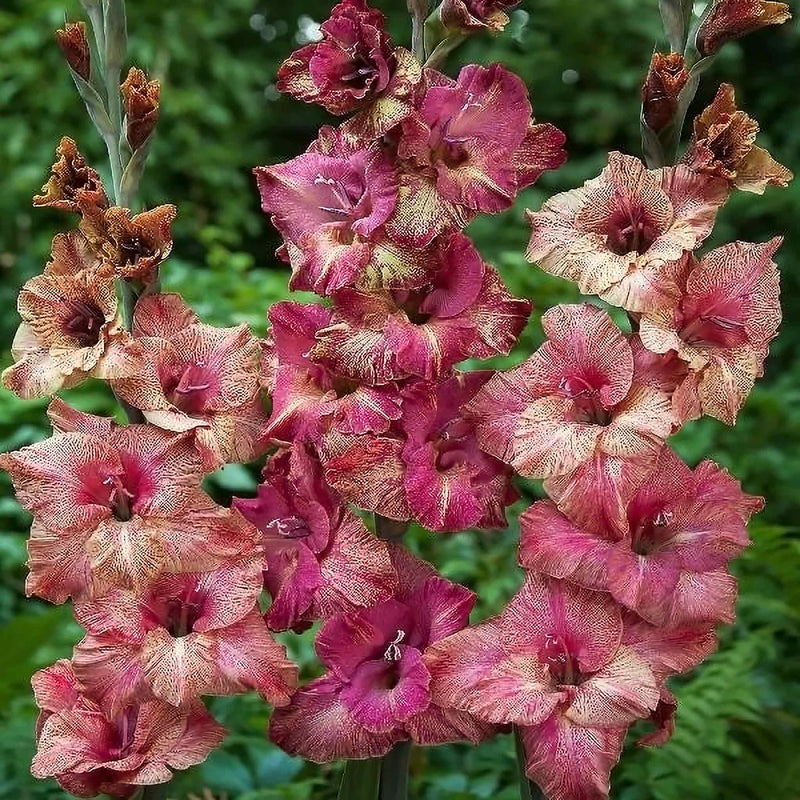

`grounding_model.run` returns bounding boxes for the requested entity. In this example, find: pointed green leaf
[659,0,694,52]
[69,67,114,137]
